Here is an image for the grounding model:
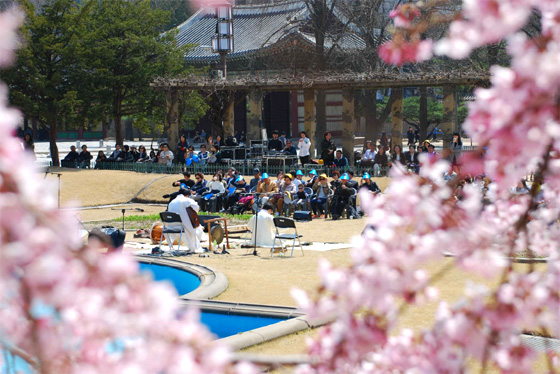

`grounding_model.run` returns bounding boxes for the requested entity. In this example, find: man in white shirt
[158,143,174,166]
[247,203,276,247]
[167,190,204,253]
[361,140,376,167]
